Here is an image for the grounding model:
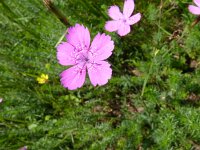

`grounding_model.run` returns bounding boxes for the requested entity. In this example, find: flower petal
[60,64,86,90]
[87,61,112,86]
[127,13,141,25]
[194,0,200,7]
[117,23,131,36]
[123,0,135,18]
[108,6,123,20]
[66,24,90,49]
[57,42,76,66]
[90,33,114,61]
[105,20,120,32]
[188,5,200,15]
